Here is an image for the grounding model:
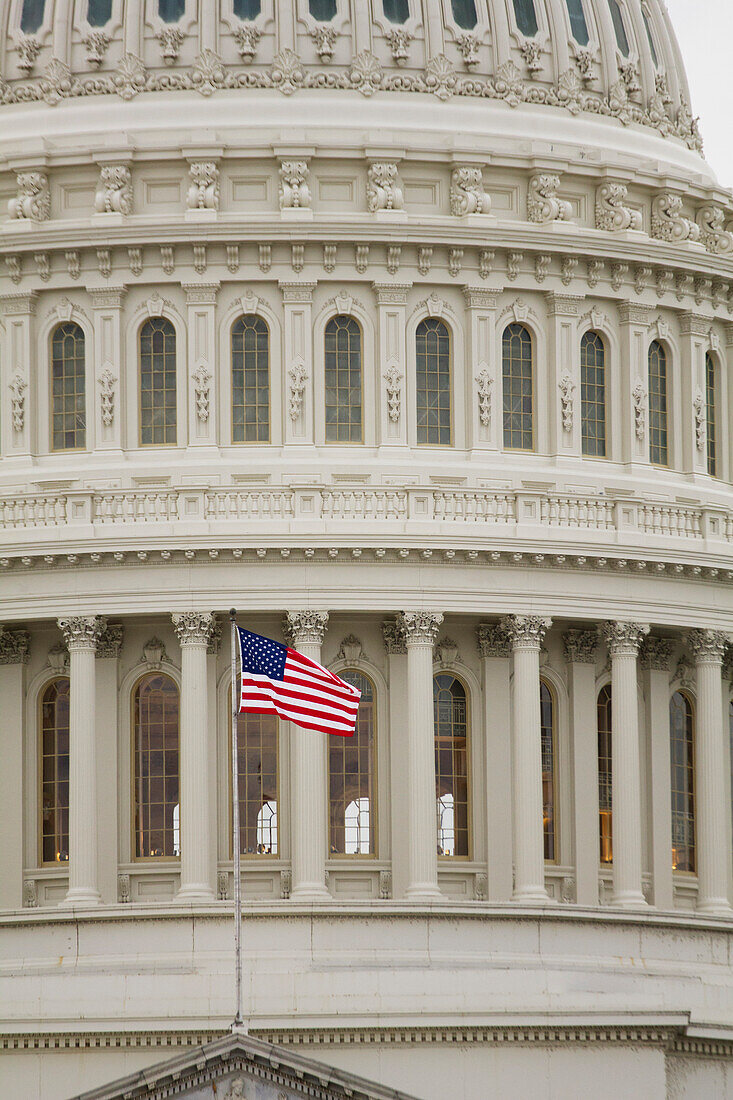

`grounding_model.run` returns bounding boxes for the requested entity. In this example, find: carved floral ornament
[601,621,650,656]
[383,365,402,423]
[284,610,329,646]
[58,616,107,650]
[172,611,215,646]
[475,370,493,428]
[94,165,133,215]
[98,367,117,427]
[397,611,444,645]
